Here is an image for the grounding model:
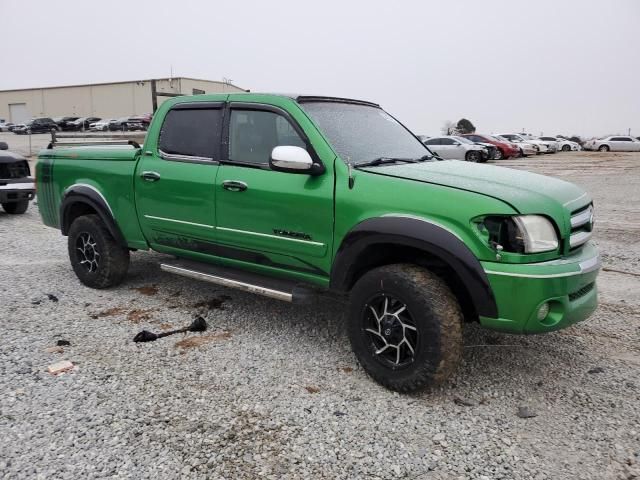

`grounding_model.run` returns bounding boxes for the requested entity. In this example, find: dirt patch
[193,295,231,310]
[174,331,232,349]
[126,309,154,323]
[158,323,174,330]
[337,366,353,373]
[91,307,126,319]
[131,285,159,296]
[305,386,320,393]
